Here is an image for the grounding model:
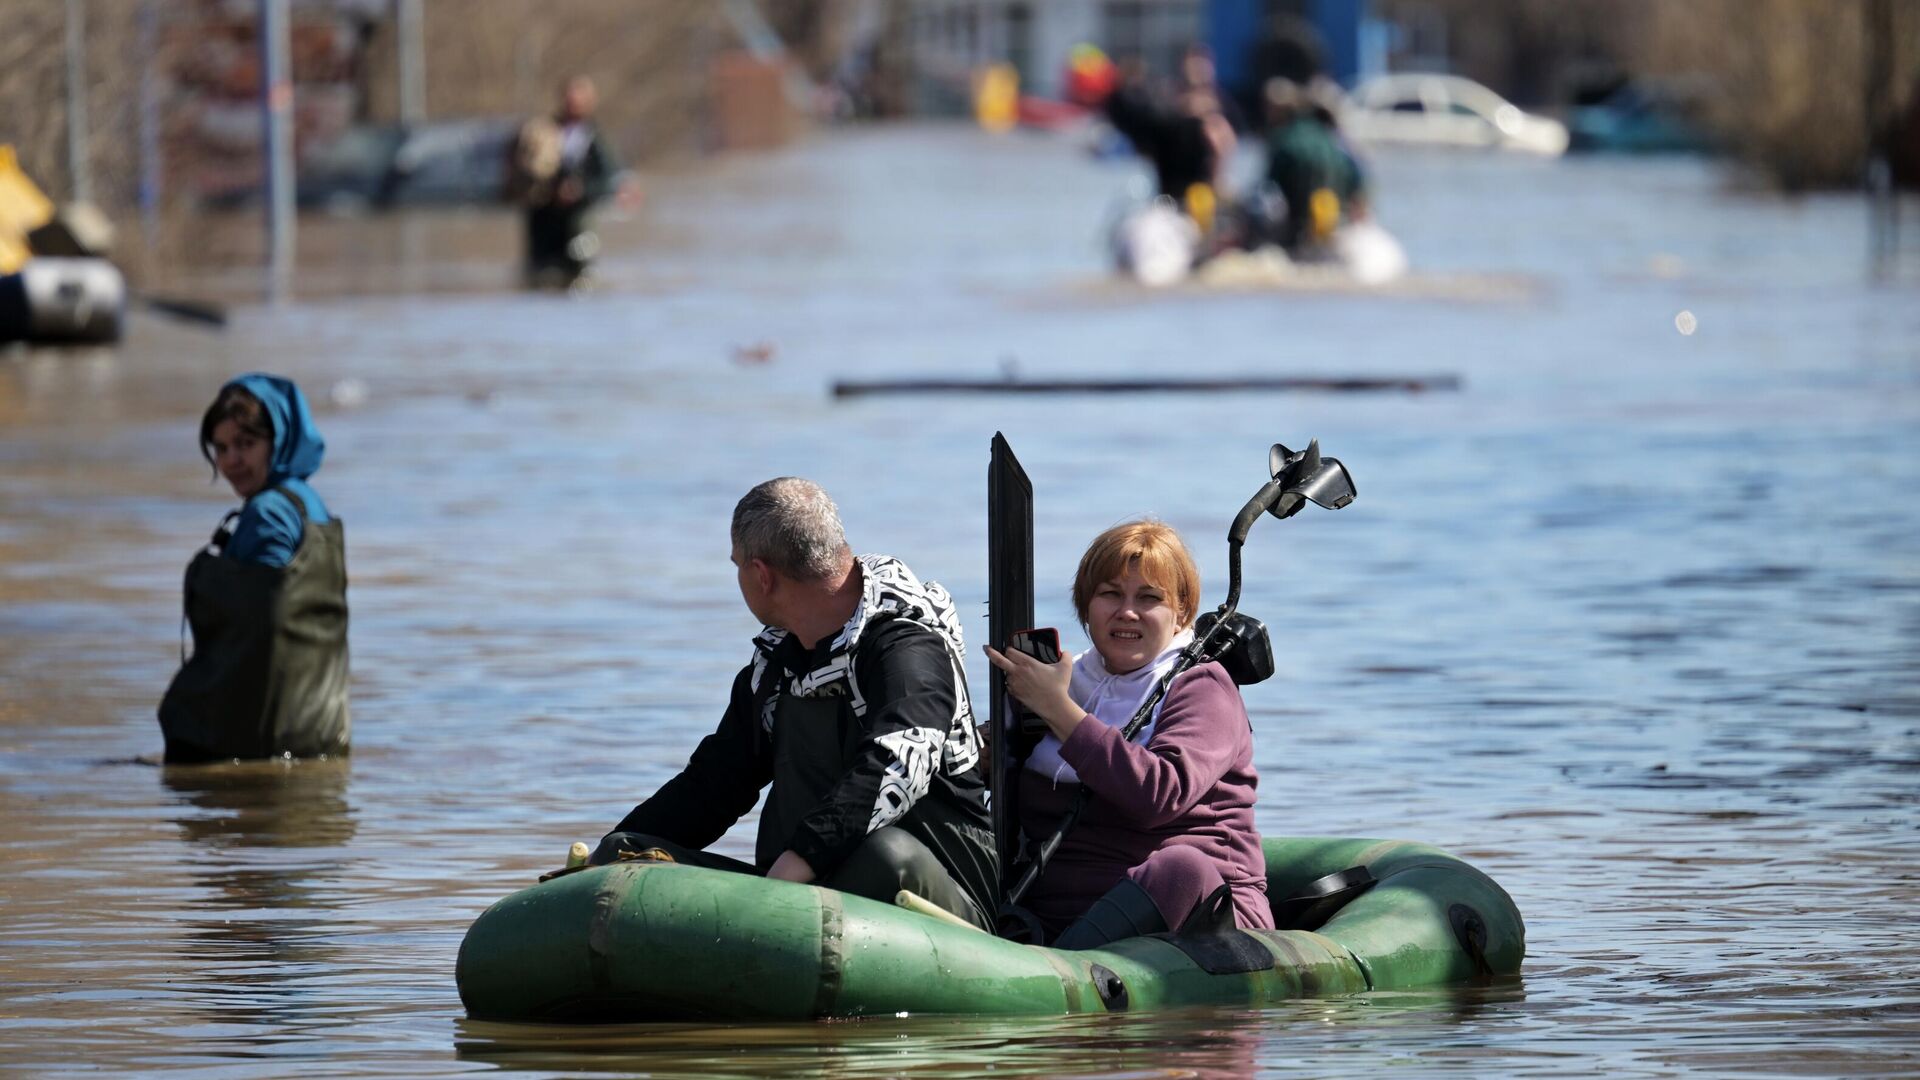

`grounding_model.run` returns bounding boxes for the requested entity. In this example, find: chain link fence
[0,0,863,286]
